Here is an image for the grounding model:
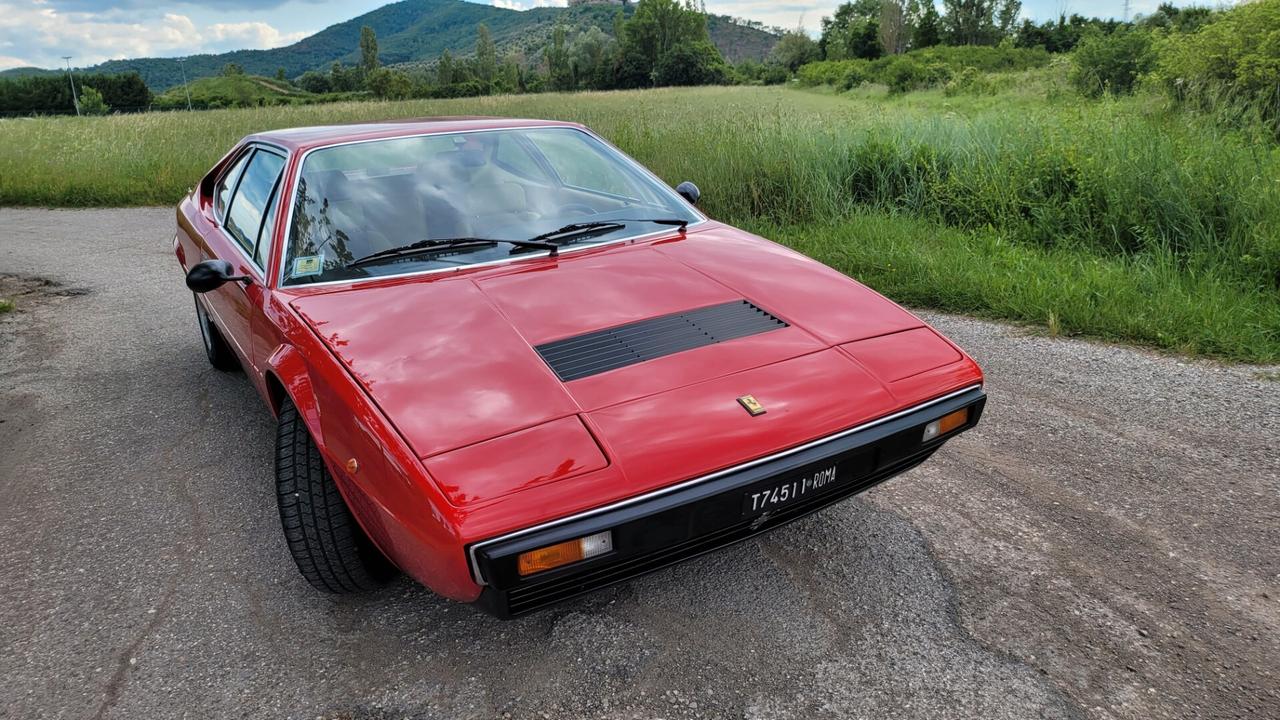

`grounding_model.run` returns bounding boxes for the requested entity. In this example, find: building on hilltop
[567,0,626,6]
